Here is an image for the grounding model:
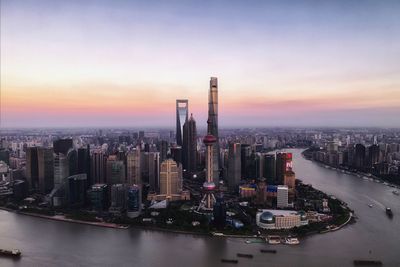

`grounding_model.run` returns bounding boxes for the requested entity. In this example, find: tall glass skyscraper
[176,99,189,146]
[183,113,197,174]
[208,77,220,182]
